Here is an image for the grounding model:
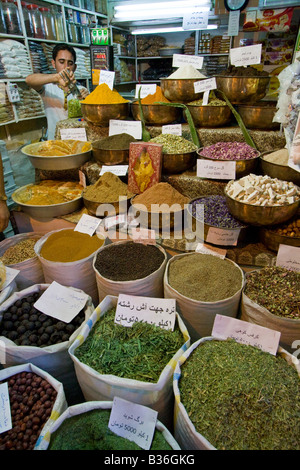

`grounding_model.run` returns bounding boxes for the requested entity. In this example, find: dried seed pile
[1,239,39,265]
[149,134,197,154]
